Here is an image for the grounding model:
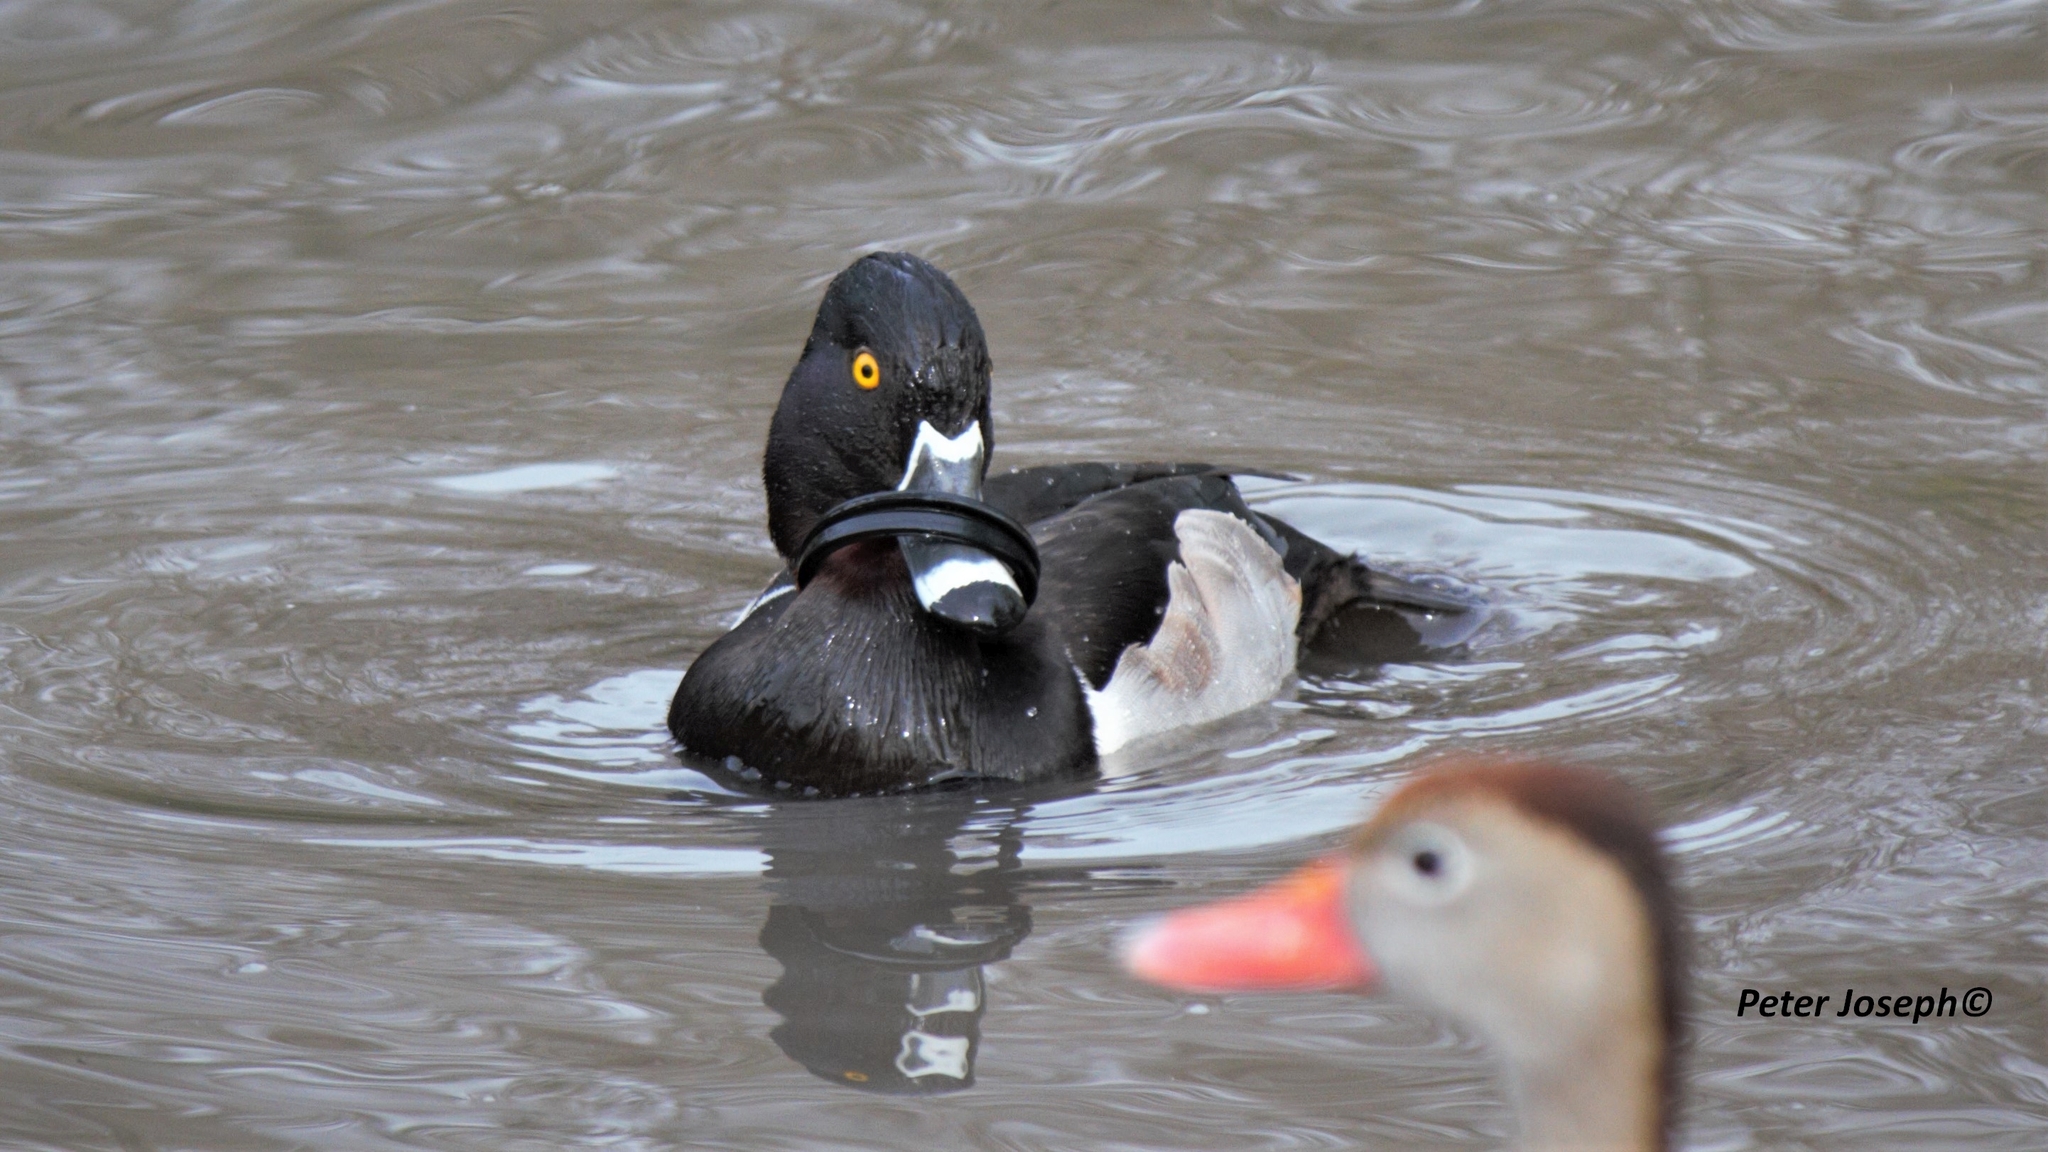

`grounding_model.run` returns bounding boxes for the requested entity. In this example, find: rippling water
[2,1,2043,1148]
